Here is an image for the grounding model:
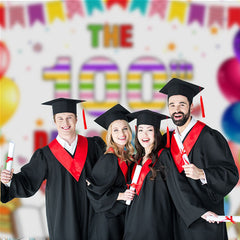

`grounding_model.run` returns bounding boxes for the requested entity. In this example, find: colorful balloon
[0,77,20,127]
[233,29,240,61]
[0,42,10,79]
[217,57,240,102]
[222,102,240,144]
